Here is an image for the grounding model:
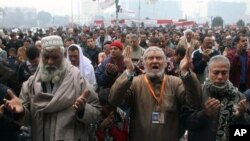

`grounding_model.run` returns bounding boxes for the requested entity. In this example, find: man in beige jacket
[177,29,200,59]
[109,46,201,141]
